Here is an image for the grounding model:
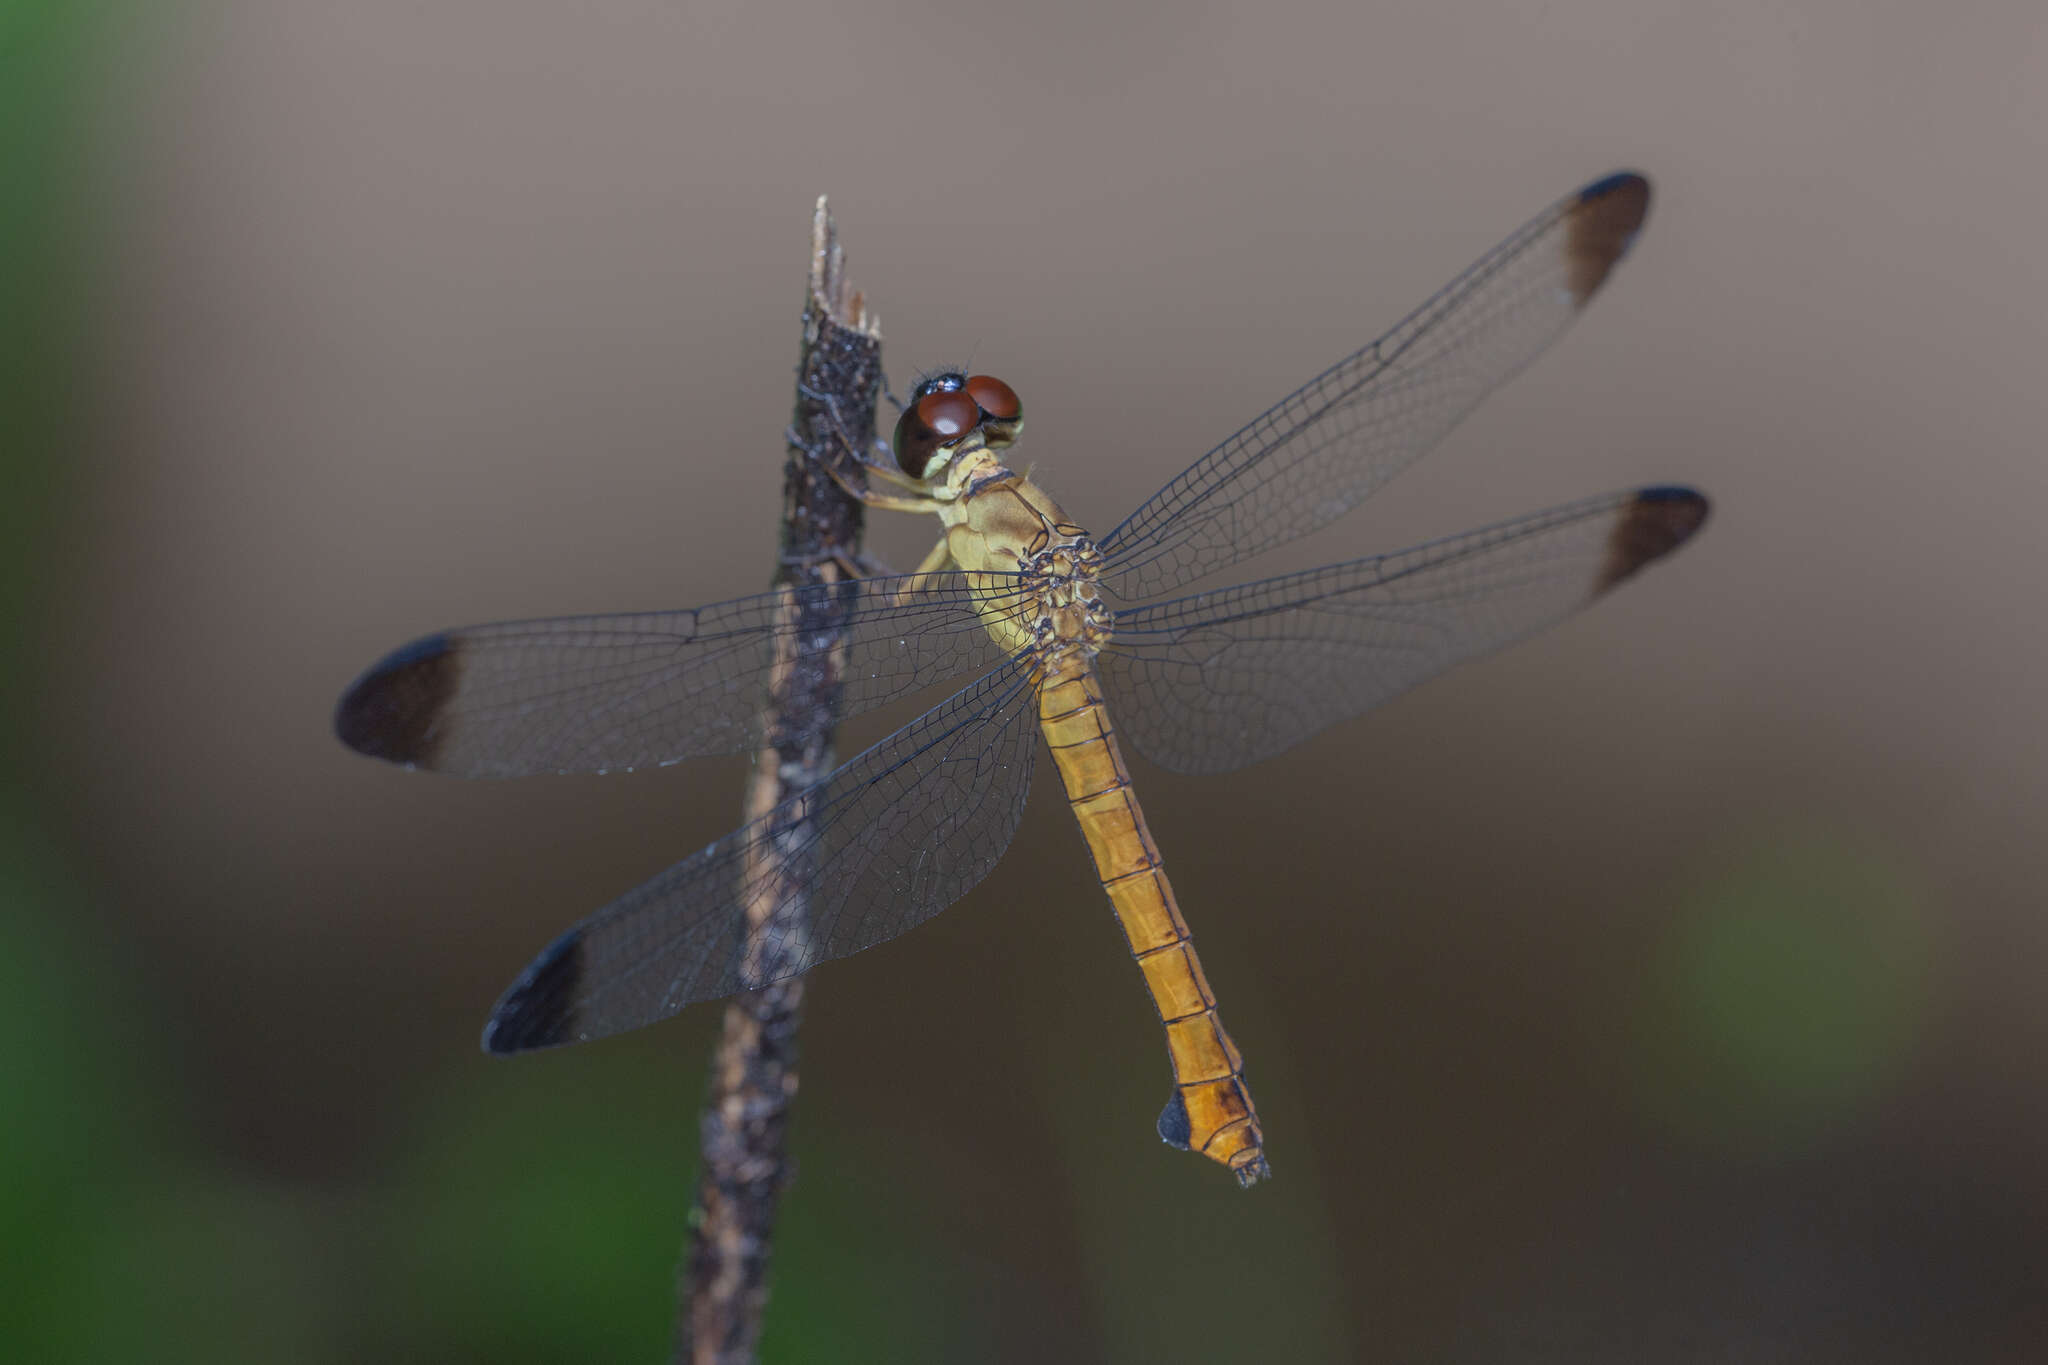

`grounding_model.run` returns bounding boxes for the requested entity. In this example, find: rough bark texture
[676,200,882,1365]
